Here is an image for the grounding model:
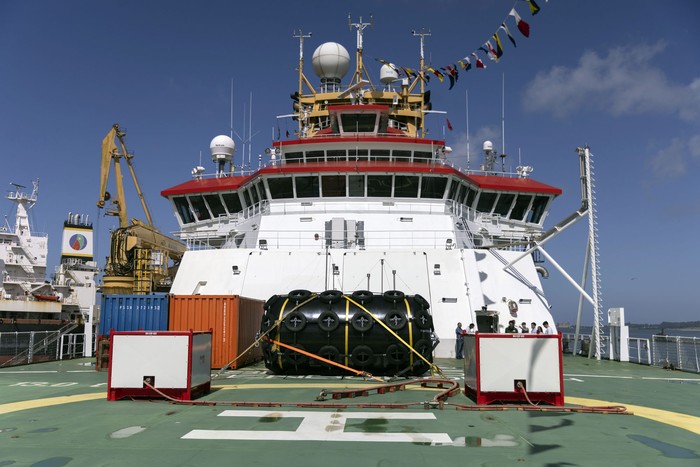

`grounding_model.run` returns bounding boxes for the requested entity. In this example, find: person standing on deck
[455,322,466,359]
[543,321,555,335]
